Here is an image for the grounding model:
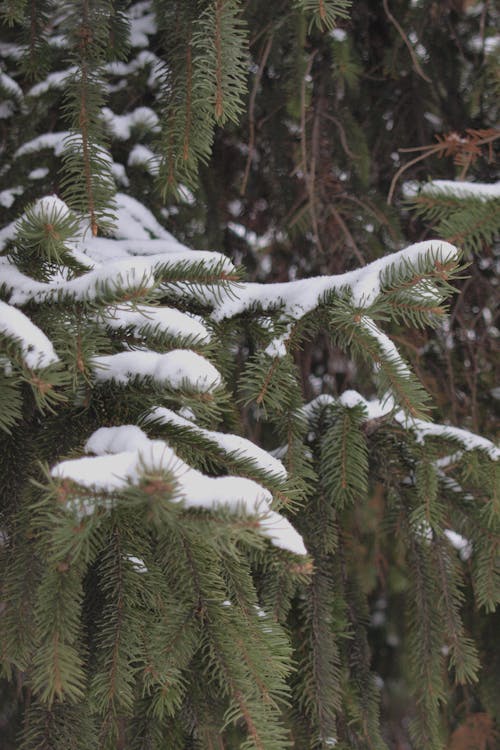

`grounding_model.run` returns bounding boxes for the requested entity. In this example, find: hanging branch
[382,0,432,84]
[240,32,274,196]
